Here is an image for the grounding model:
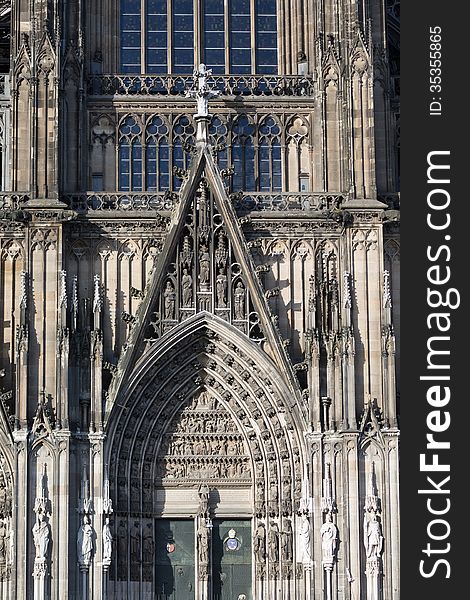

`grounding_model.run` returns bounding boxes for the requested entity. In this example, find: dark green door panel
[212,519,252,600]
[155,519,195,600]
